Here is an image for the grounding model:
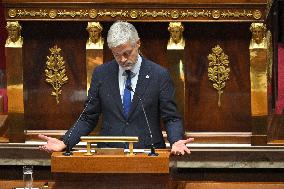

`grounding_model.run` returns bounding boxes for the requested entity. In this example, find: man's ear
[136,39,141,48]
